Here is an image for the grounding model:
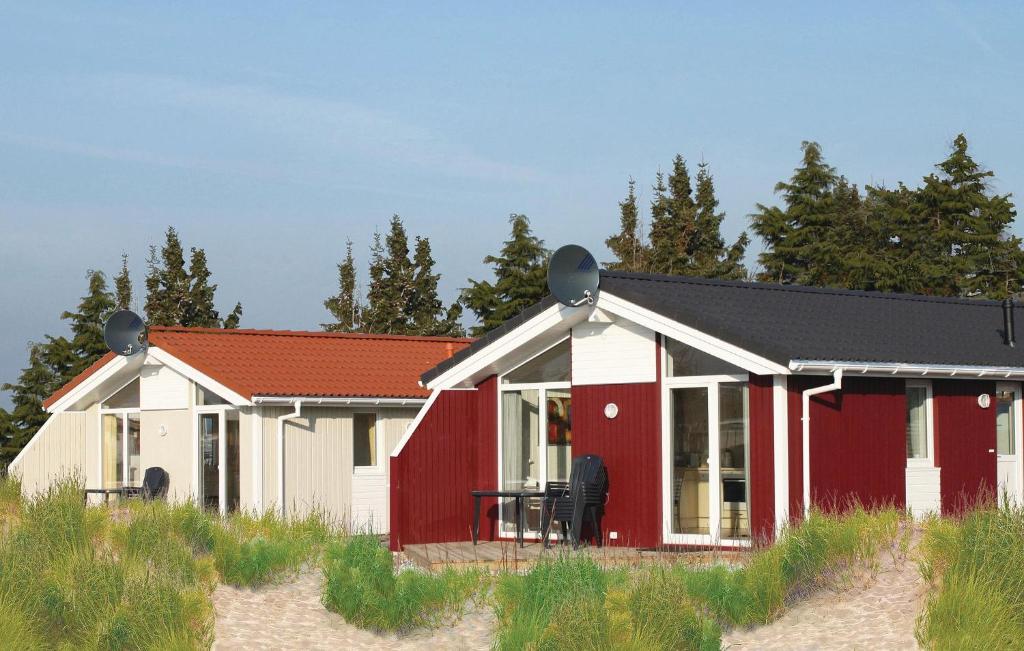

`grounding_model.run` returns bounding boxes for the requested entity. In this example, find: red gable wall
[389,376,498,550]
